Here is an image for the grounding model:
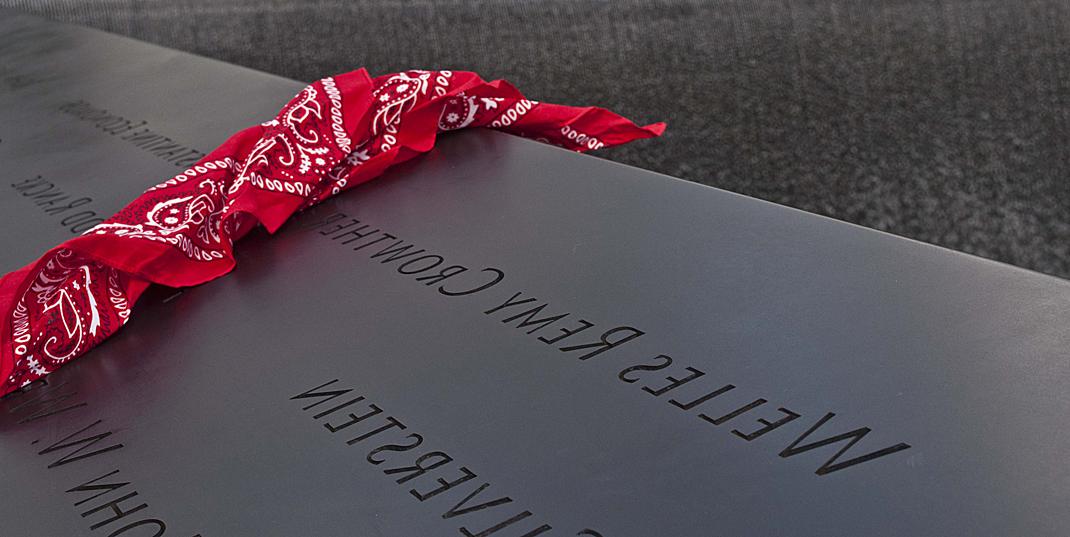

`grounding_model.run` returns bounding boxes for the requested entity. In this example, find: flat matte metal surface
[2,10,1070,537]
